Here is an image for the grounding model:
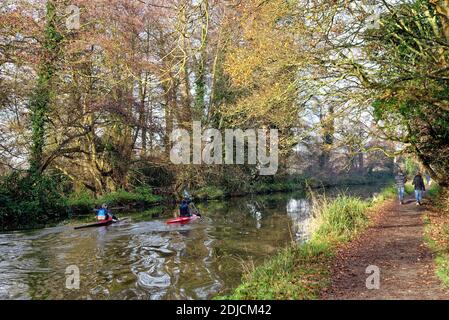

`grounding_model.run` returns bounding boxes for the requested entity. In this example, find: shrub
[98,187,162,207]
[0,172,68,230]
[194,186,226,200]
[66,186,163,214]
[66,191,96,213]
